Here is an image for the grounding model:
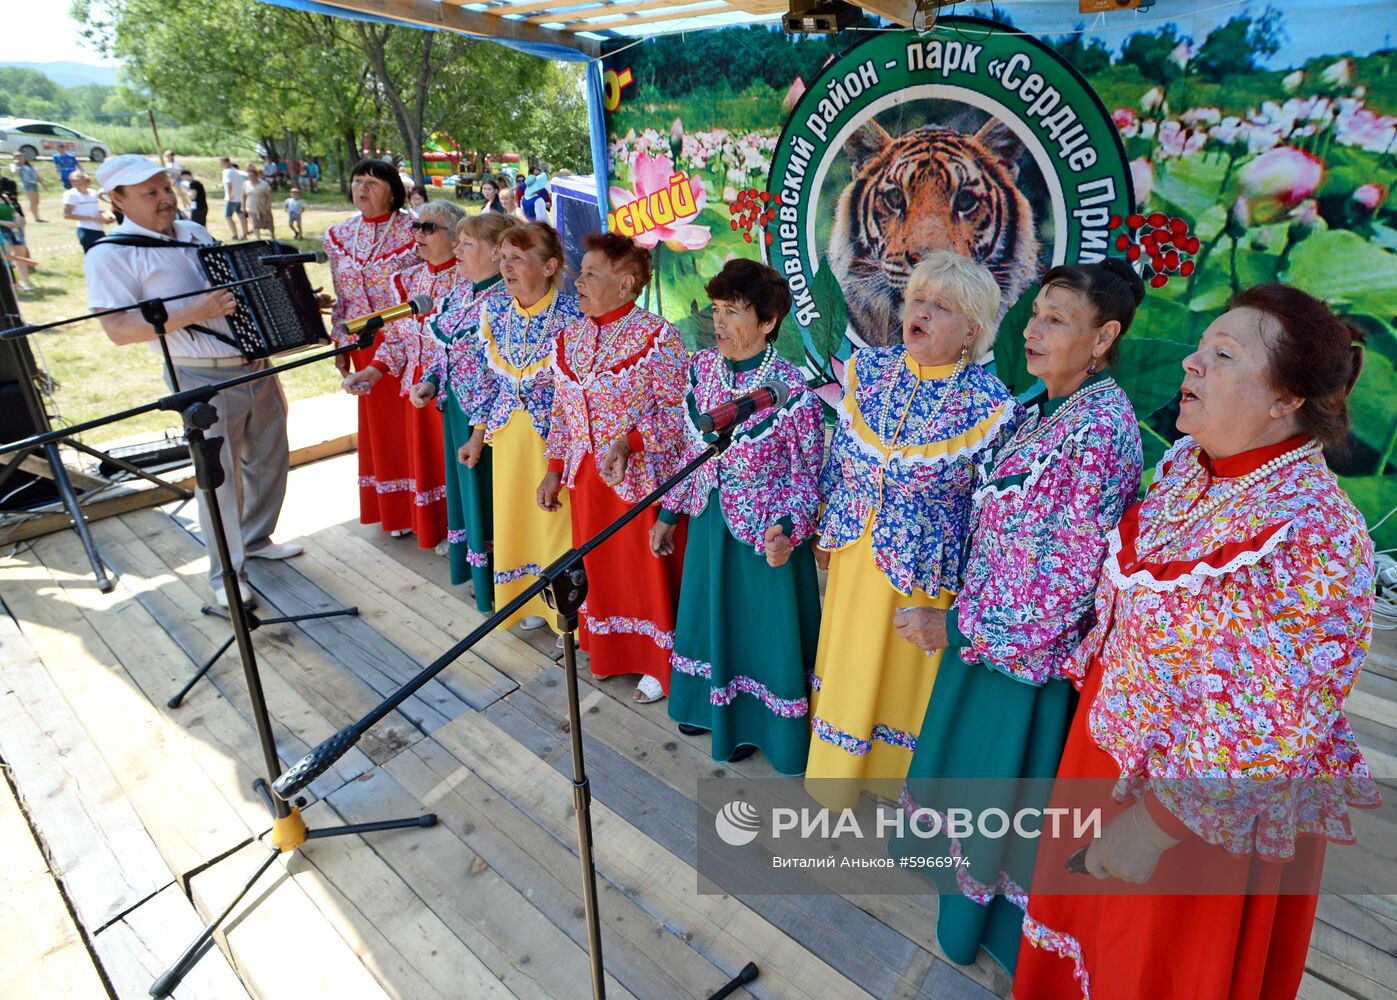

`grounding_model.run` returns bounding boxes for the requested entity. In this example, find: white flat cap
[95,153,168,190]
